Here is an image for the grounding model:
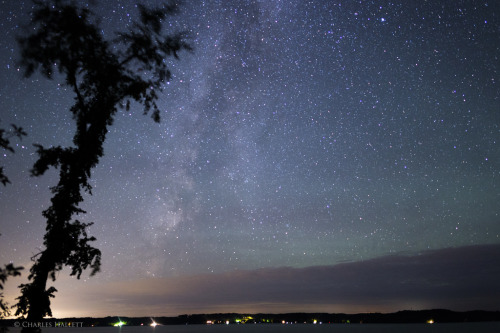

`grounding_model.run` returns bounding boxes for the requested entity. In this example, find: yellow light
[150,321,158,327]
[426,319,434,324]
